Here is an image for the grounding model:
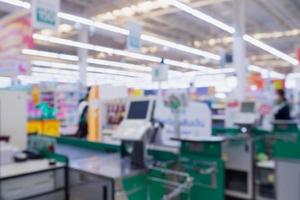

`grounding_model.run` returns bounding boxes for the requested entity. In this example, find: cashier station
[62,98,227,200]
[220,102,257,200]
[0,139,68,200]
[0,91,68,200]
[216,102,300,200]
[53,98,193,200]
[5,97,300,200]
